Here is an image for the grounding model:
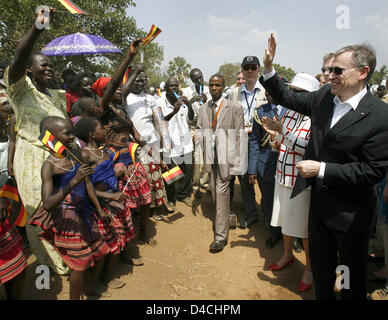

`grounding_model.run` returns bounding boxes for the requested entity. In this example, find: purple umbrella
[41,32,122,56]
